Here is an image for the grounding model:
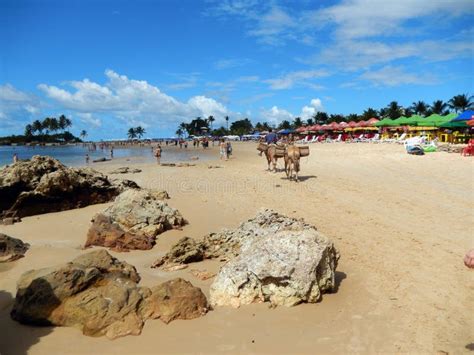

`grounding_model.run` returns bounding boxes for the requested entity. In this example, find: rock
[193,209,340,308]
[0,234,29,262]
[163,264,189,272]
[207,165,223,169]
[189,269,215,281]
[11,250,207,339]
[0,155,139,220]
[151,237,204,268]
[209,228,339,308]
[1,216,21,225]
[109,167,142,174]
[85,189,186,251]
[145,278,208,324]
